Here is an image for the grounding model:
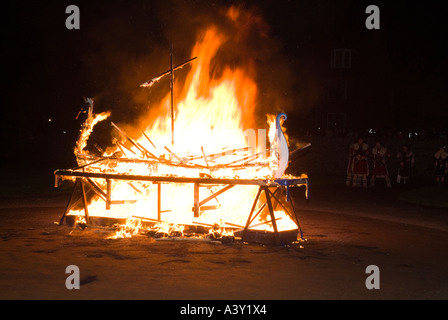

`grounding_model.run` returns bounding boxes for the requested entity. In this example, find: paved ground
[0,180,447,301]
